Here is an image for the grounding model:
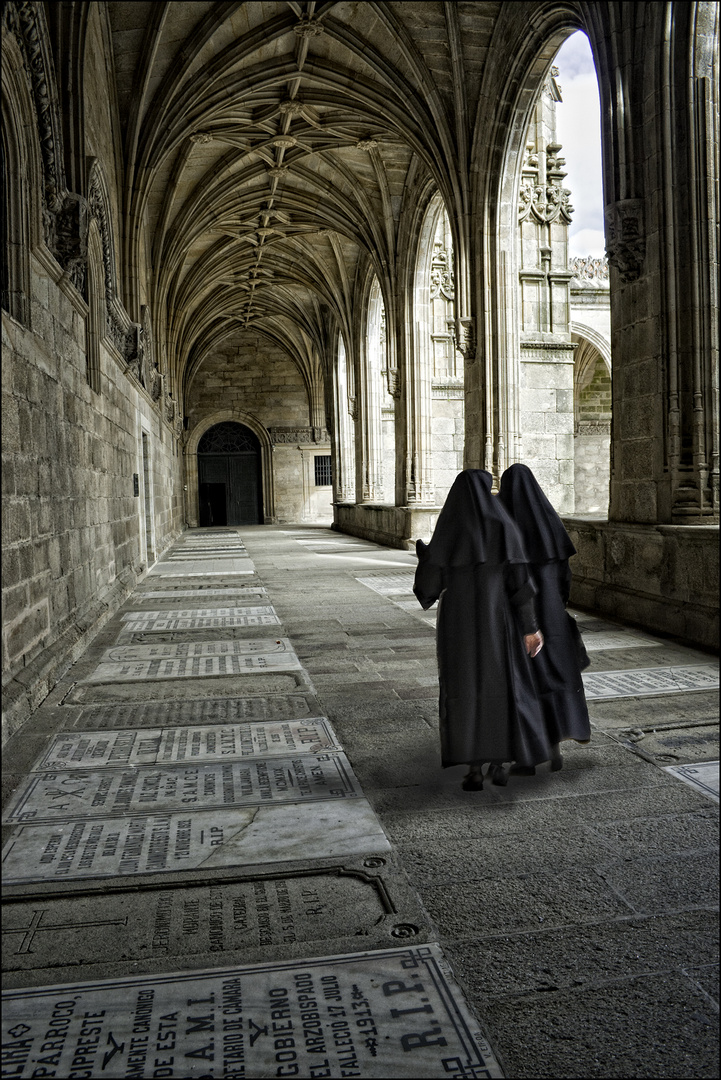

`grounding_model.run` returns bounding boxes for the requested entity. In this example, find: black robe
[414,470,555,768]
[499,464,591,746]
